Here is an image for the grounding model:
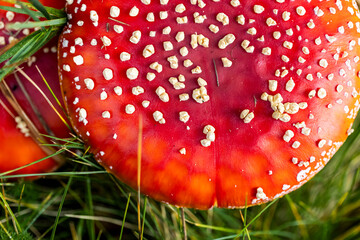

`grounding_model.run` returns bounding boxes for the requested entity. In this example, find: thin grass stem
[181,208,187,240]
[86,175,95,240]
[16,67,72,131]
[0,190,22,233]
[140,197,147,240]
[119,193,131,240]
[50,176,74,240]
